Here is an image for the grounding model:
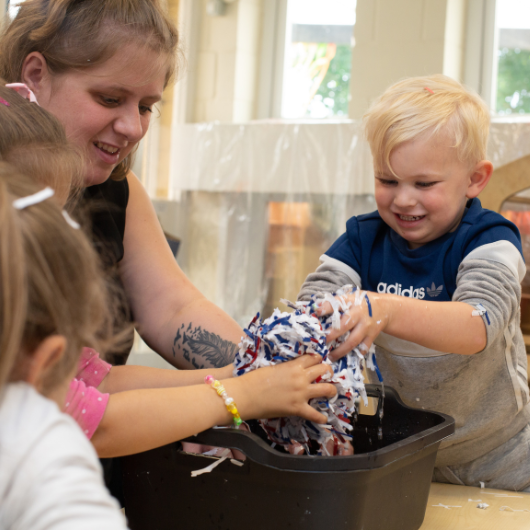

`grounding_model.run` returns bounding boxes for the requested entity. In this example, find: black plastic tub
[122,385,454,530]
